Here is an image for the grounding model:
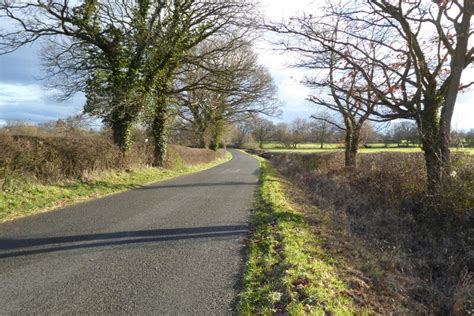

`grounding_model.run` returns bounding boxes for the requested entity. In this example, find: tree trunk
[196,125,209,149]
[418,12,469,193]
[422,141,445,194]
[152,105,169,167]
[344,127,359,168]
[110,111,134,152]
[198,136,208,149]
[417,109,450,194]
[194,120,209,149]
[209,119,224,151]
